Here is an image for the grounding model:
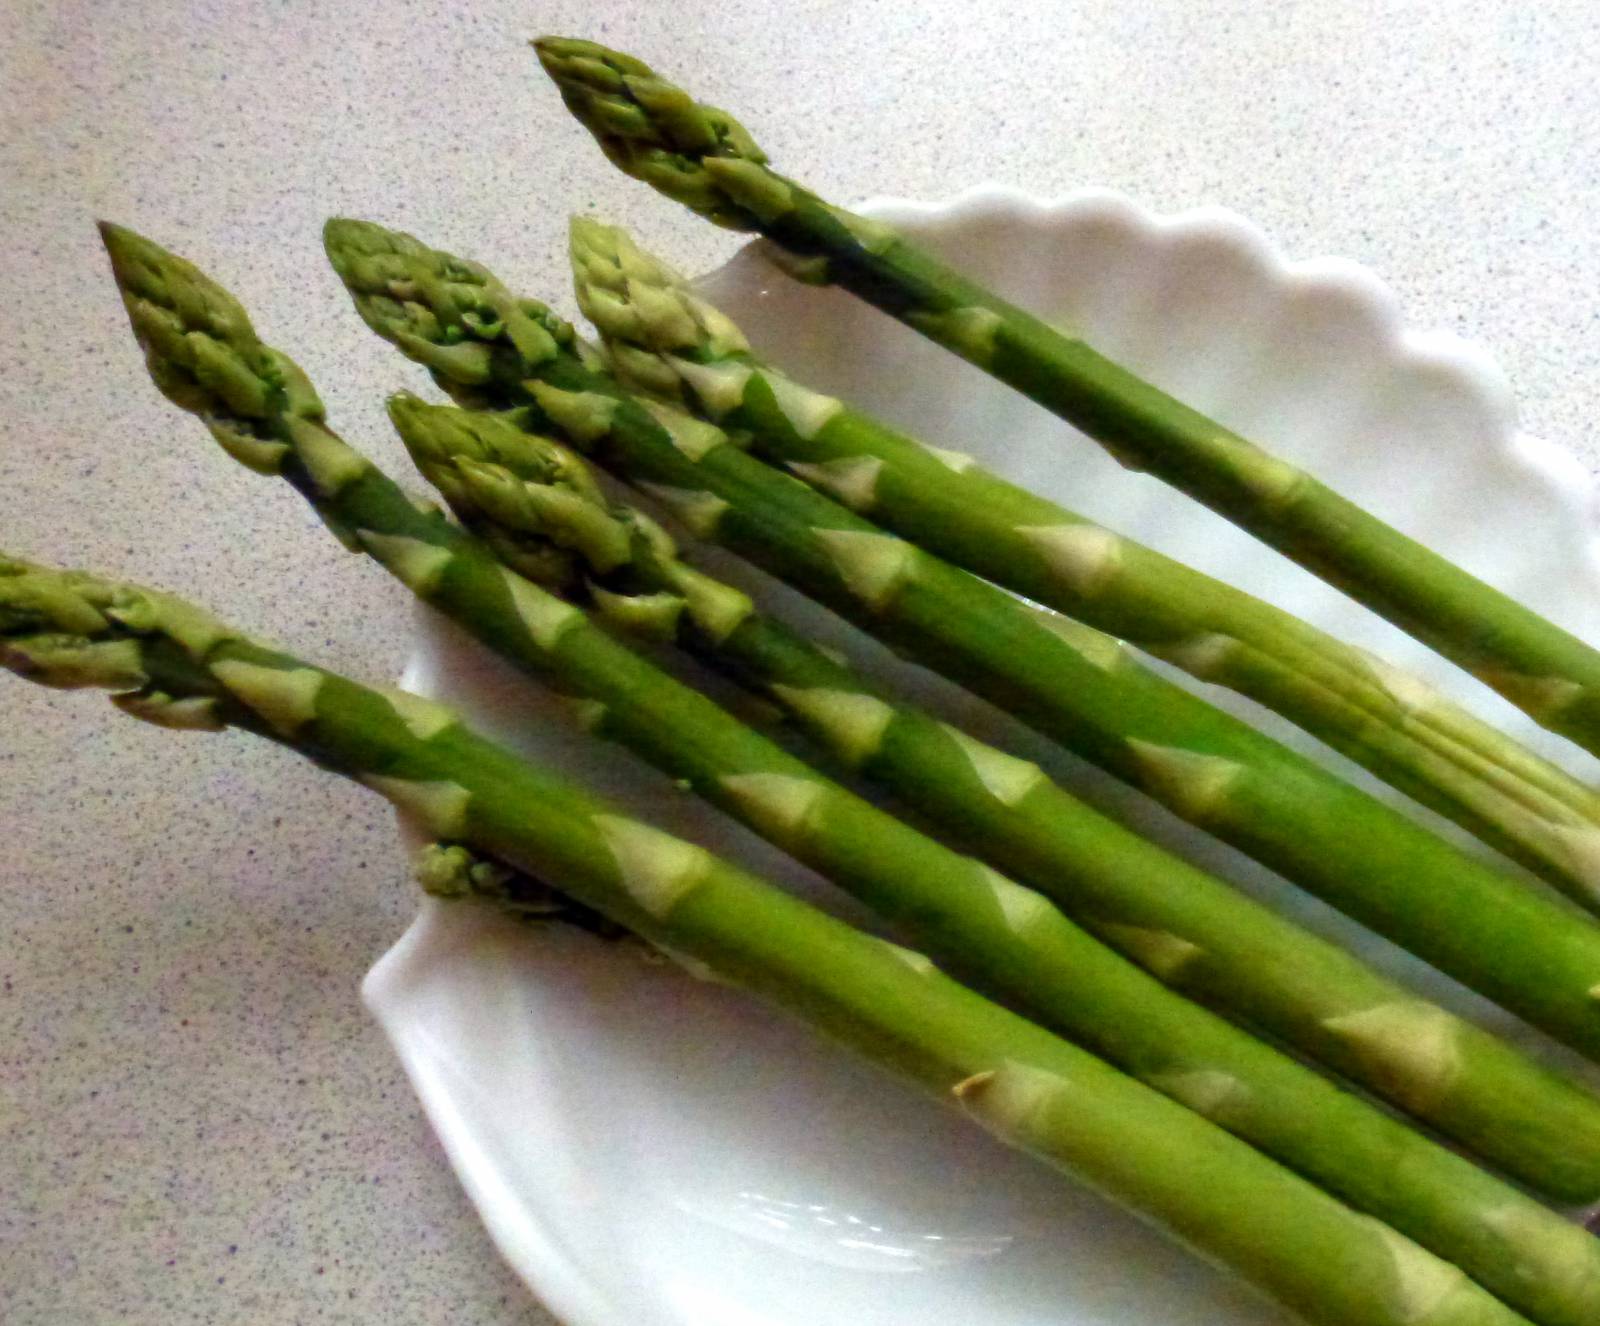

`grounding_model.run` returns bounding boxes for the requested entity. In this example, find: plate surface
[364,189,1600,1326]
